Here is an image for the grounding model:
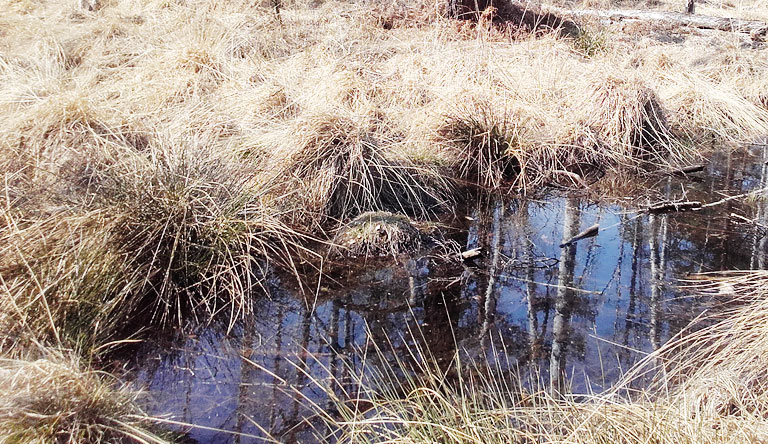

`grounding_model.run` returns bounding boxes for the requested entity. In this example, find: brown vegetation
[0,349,168,443]
[1,0,768,440]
